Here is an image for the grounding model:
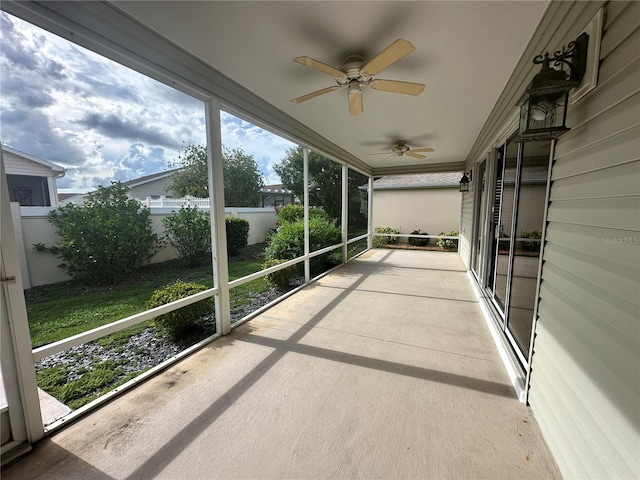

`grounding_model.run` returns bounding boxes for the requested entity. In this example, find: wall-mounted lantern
[459,172,470,193]
[515,33,589,142]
